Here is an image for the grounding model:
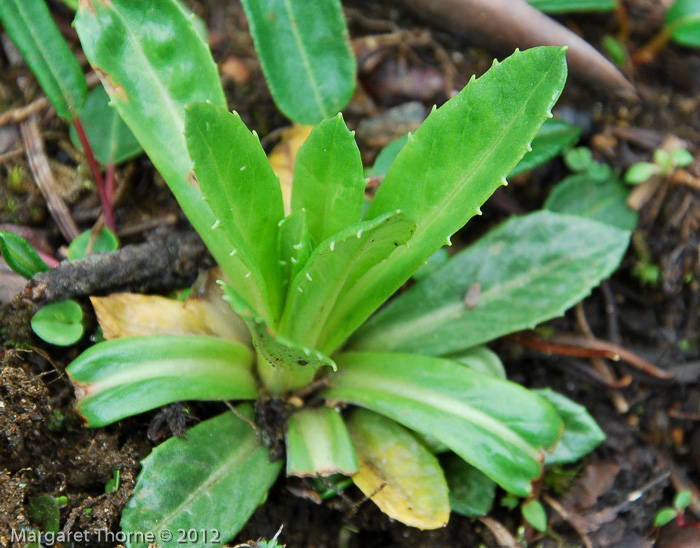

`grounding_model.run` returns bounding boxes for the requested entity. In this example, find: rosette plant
[64,1,629,545]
